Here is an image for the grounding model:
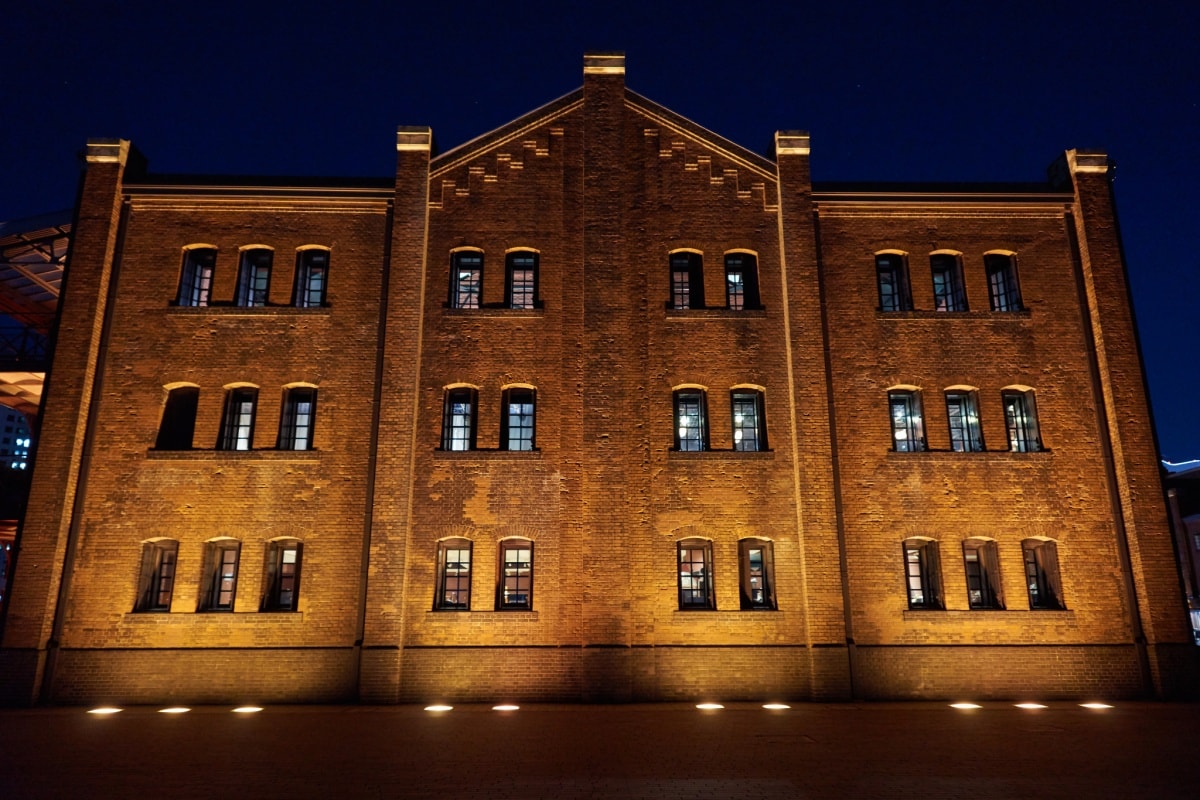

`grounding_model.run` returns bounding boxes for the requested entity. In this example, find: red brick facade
[1,54,1192,705]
